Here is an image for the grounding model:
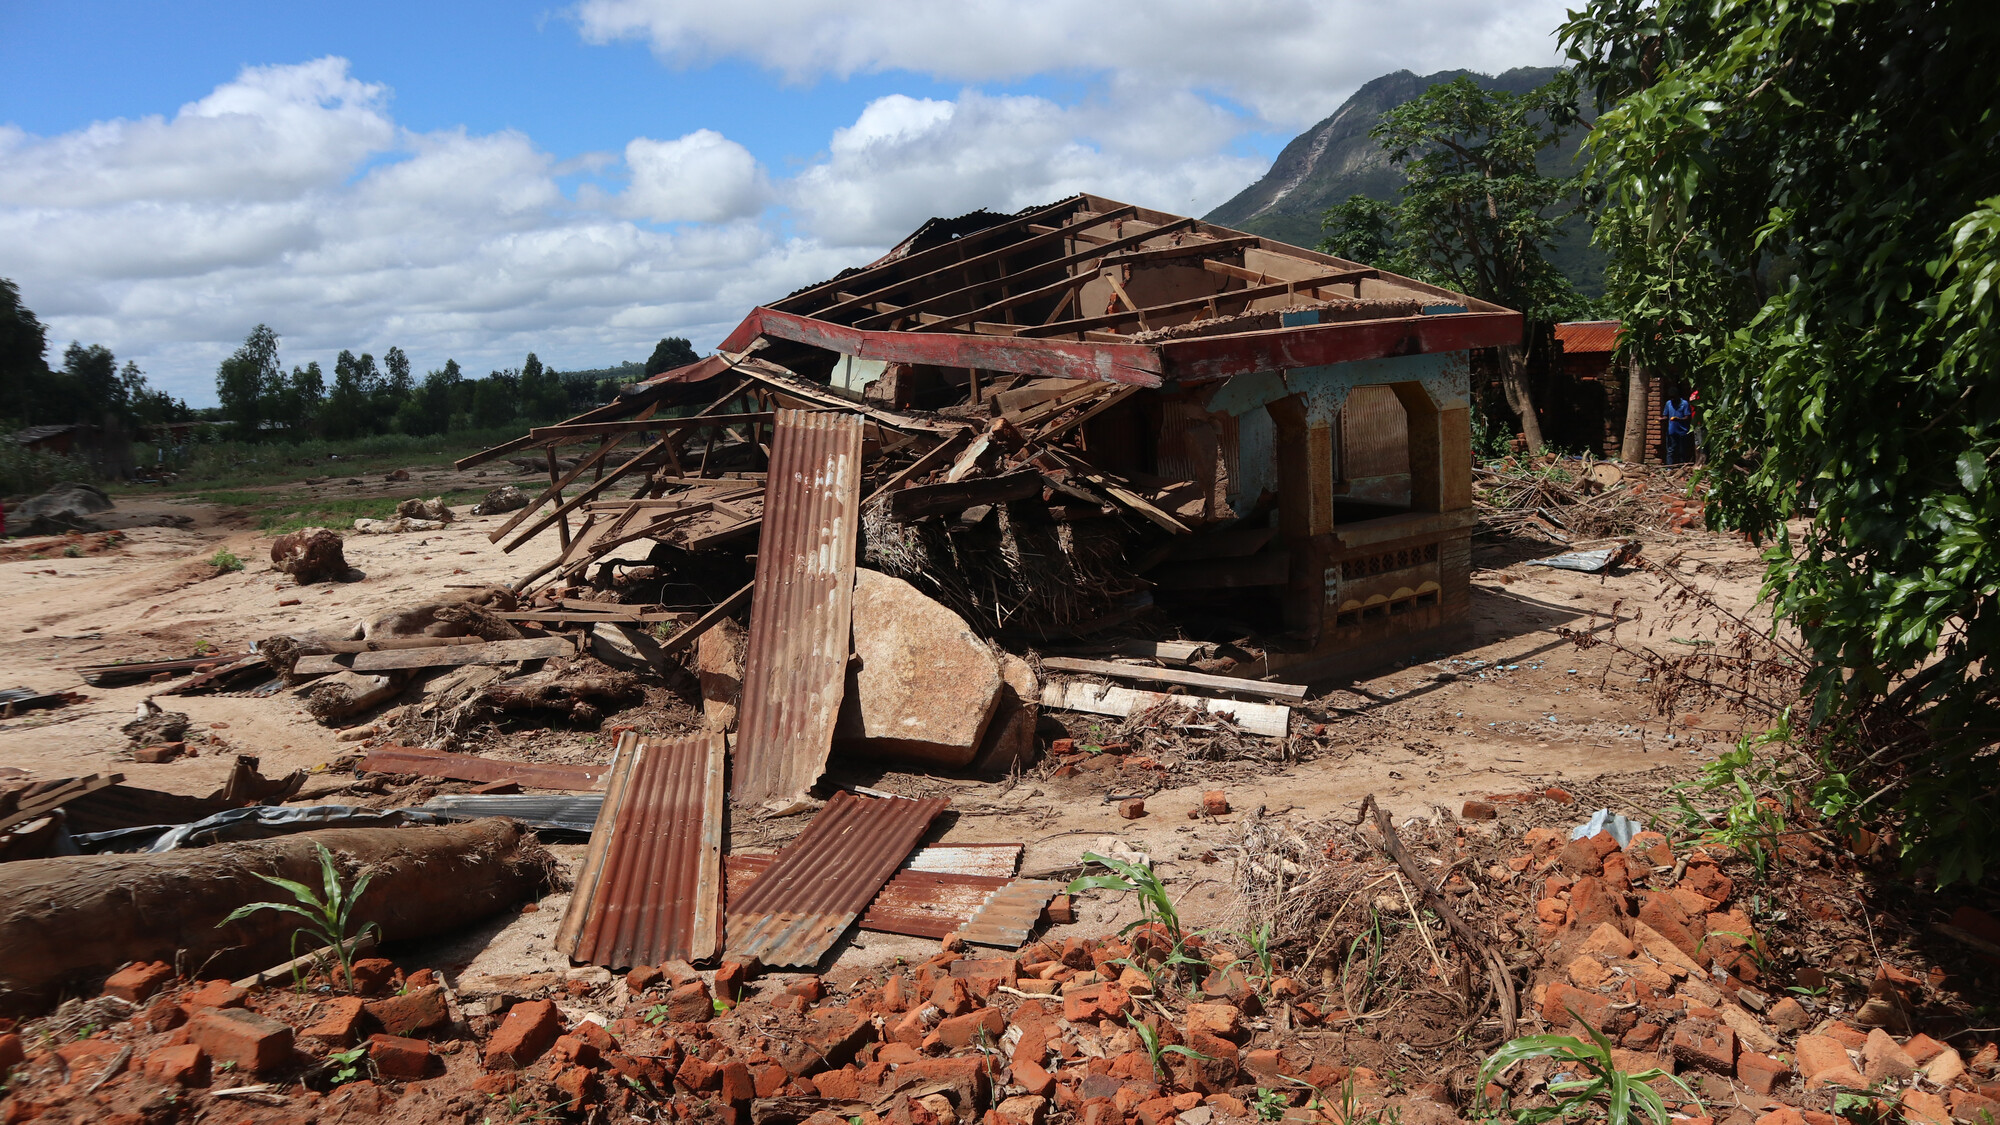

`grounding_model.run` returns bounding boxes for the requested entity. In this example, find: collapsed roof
[717,193,1519,387]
